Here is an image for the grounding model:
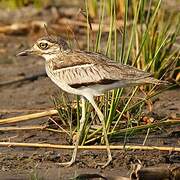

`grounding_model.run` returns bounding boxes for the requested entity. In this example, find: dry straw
[0,142,179,152]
